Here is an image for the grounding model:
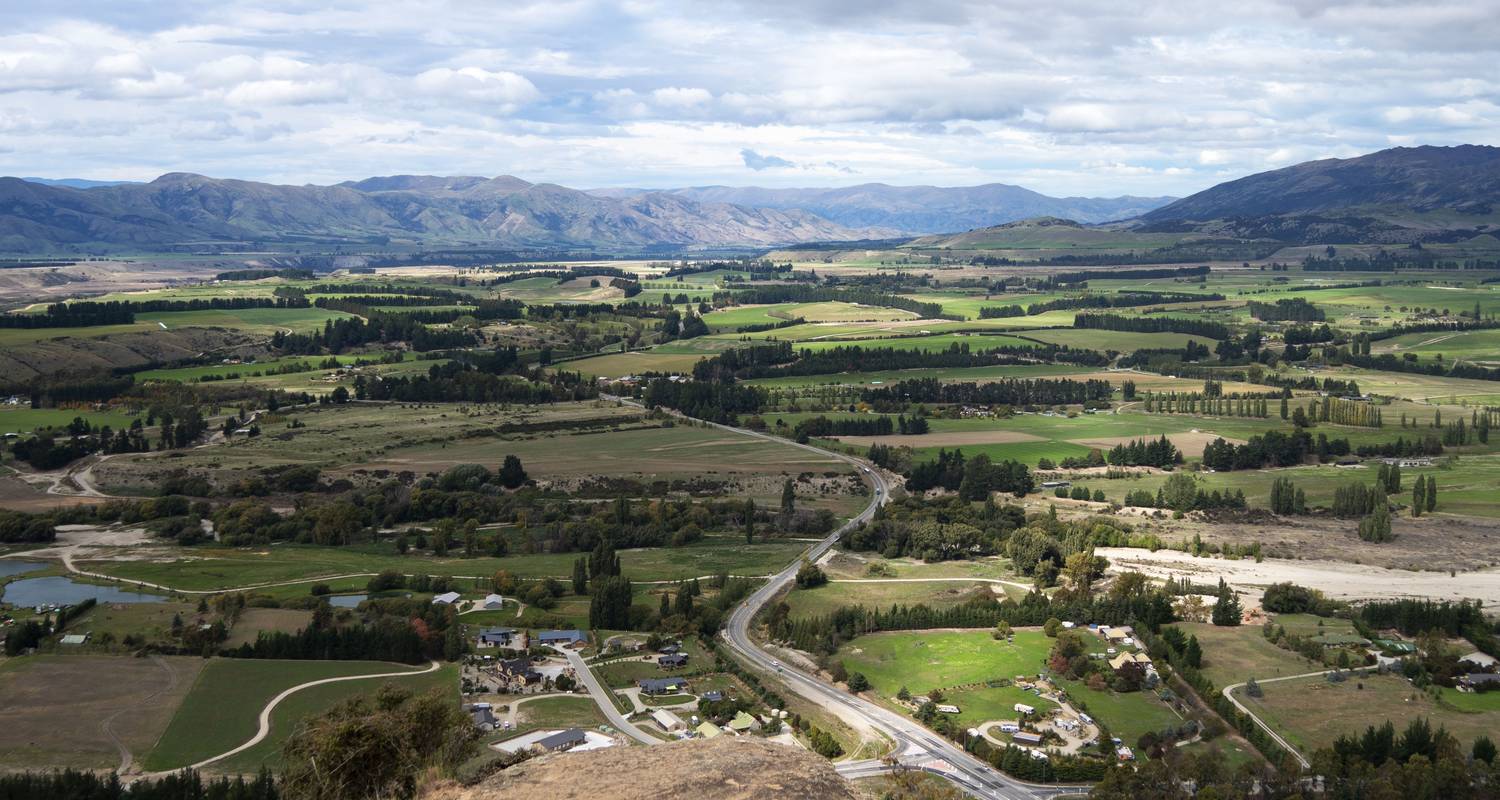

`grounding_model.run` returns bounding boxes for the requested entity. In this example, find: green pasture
[80,537,812,592]
[145,659,445,771]
[0,406,140,435]
[837,630,1053,696]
